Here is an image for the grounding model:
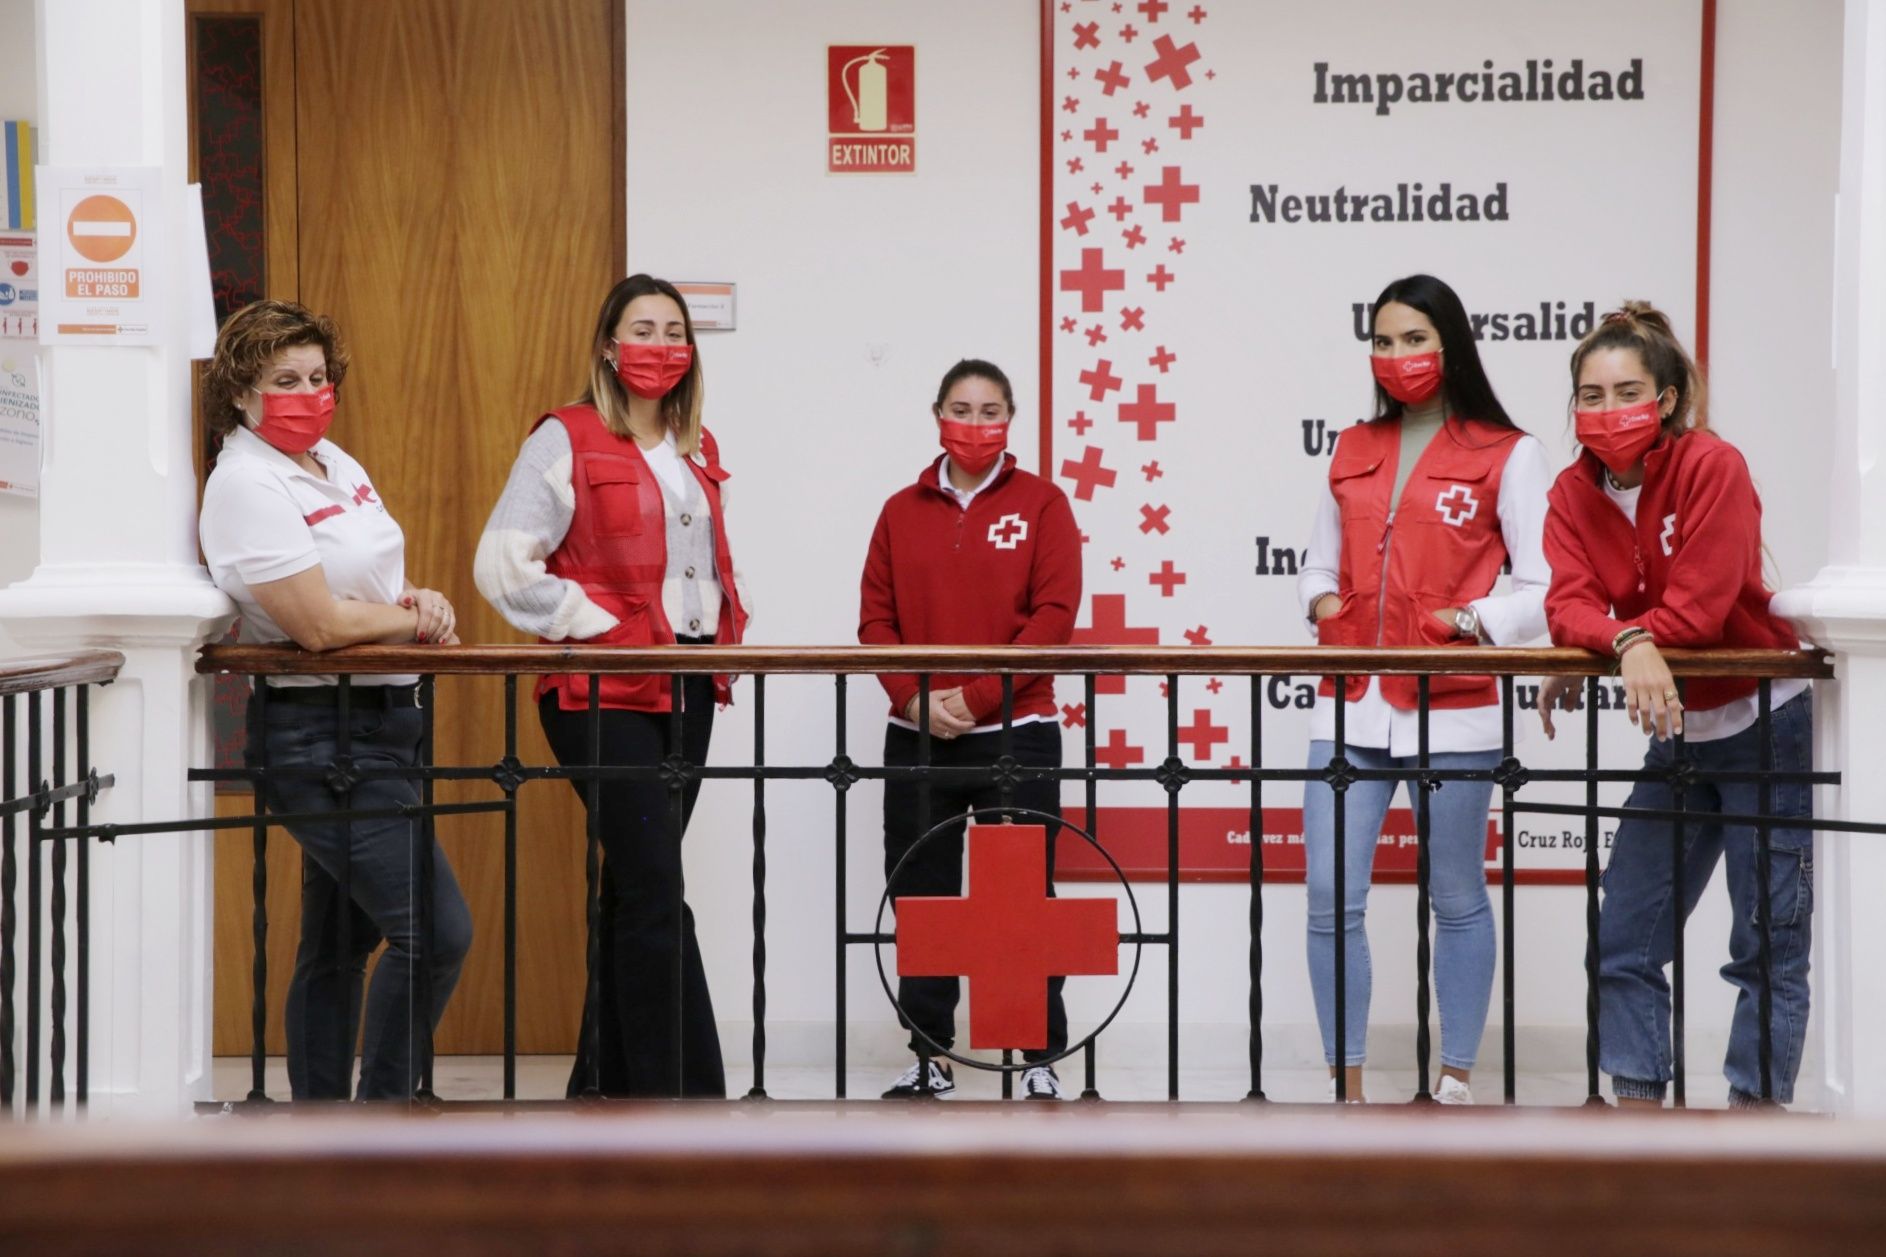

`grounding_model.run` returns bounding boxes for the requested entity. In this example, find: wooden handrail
[0,1110,1883,1255]
[196,642,1835,680]
[0,649,125,698]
